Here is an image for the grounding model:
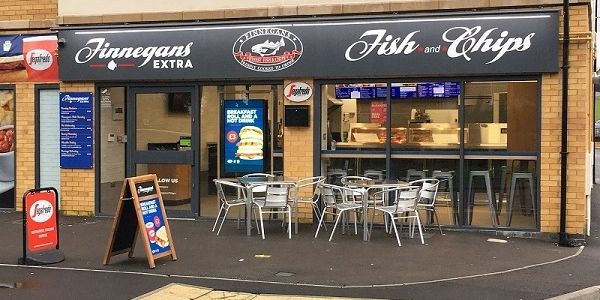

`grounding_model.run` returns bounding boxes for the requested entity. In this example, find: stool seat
[467,170,498,227]
[507,172,537,227]
[406,169,427,182]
